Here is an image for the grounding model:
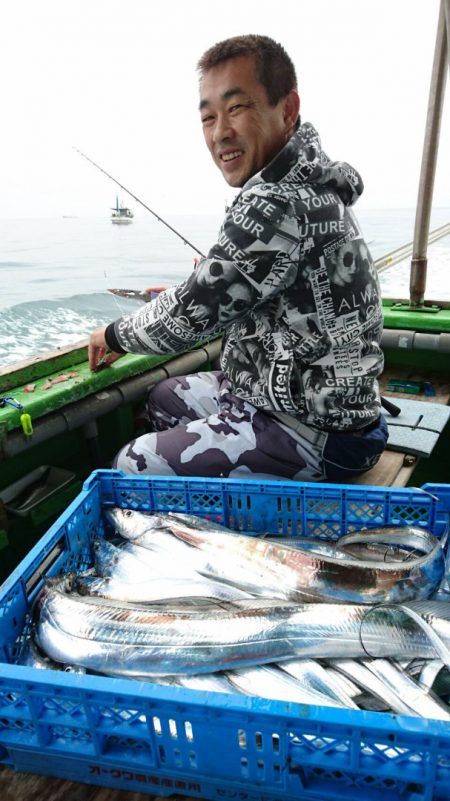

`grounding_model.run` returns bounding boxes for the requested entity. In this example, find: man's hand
[89,327,123,371]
